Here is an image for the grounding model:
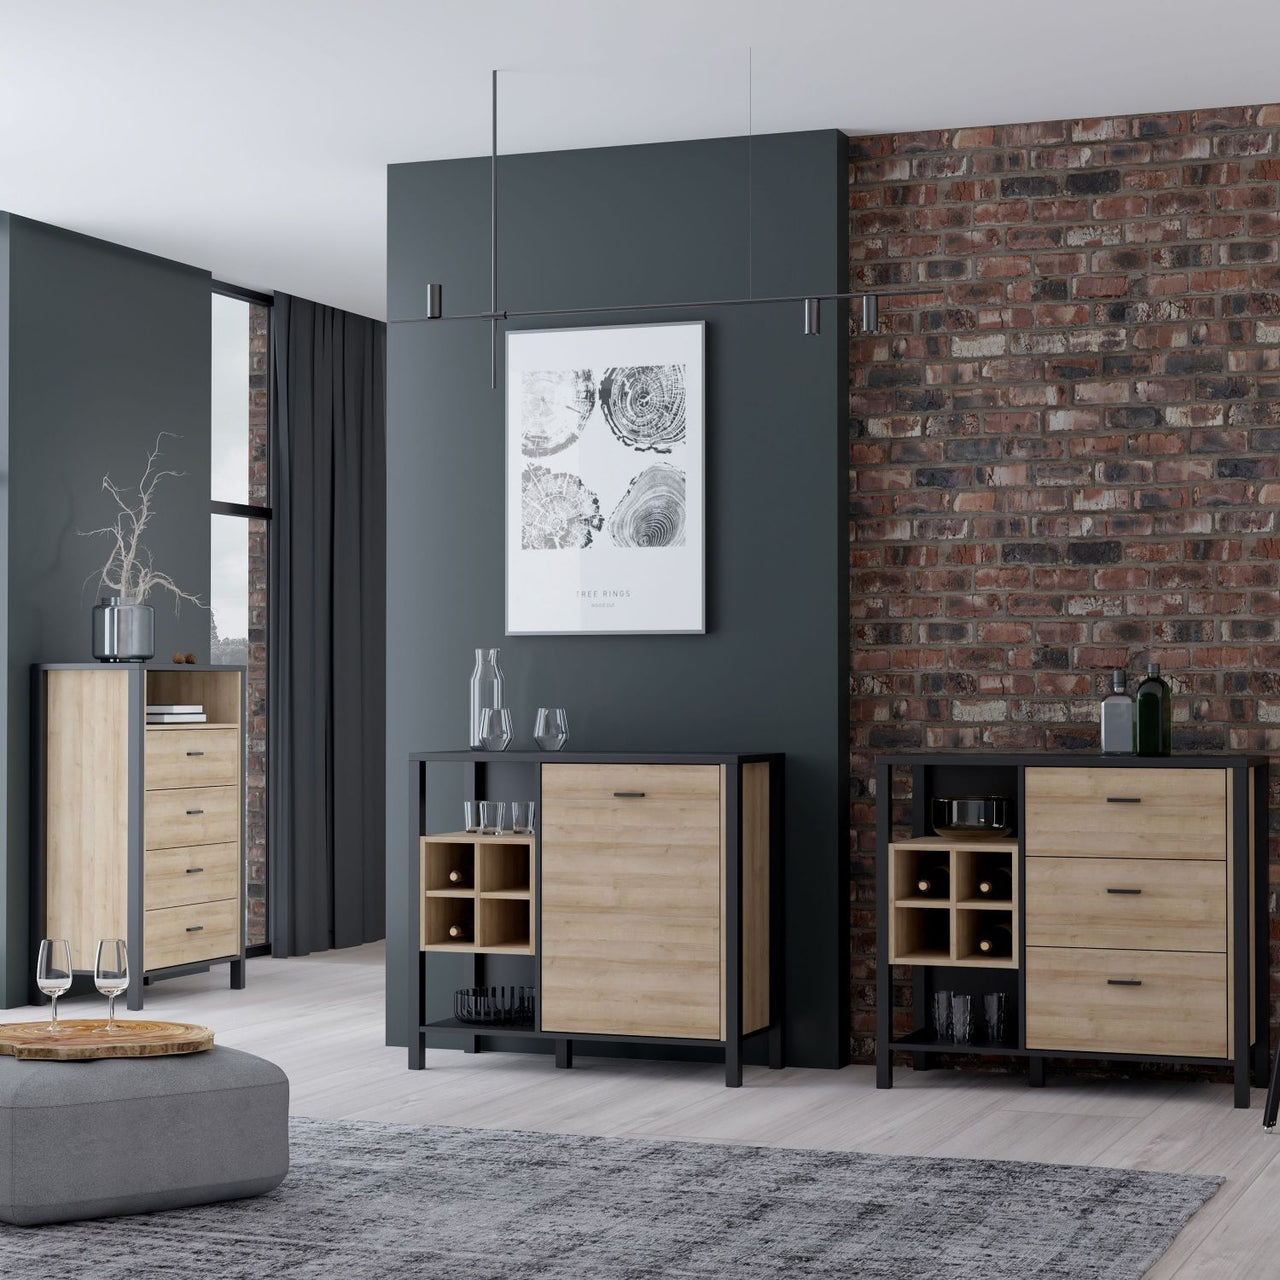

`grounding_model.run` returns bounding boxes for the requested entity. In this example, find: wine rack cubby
[421,833,535,954]
[888,836,1020,970]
